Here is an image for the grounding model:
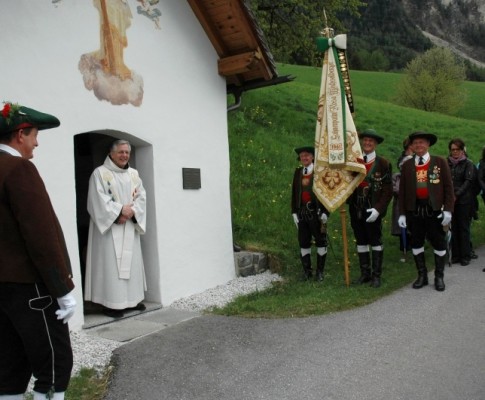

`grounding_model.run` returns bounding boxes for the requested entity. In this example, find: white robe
[84,156,147,309]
